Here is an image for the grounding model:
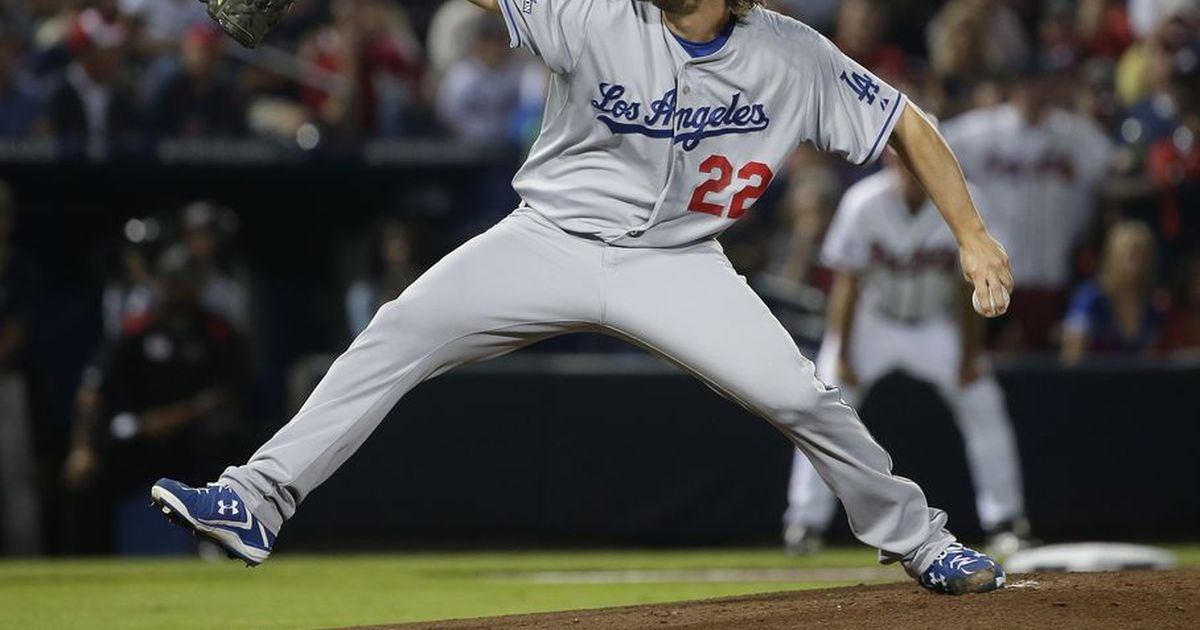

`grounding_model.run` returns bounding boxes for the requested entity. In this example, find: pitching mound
[350,569,1198,630]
